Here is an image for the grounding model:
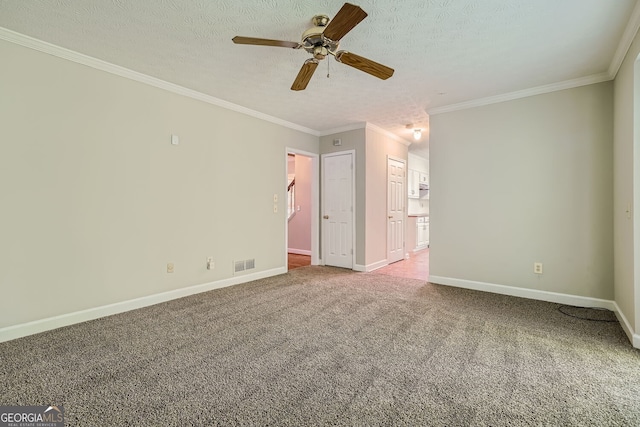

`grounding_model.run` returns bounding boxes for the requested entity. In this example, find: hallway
[372,249,429,281]
[288,249,429,282]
